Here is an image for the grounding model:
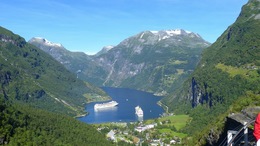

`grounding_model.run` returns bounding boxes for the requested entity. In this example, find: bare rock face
[28,37,68,63]
[92,29,210,94]
[229,107,260,124]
